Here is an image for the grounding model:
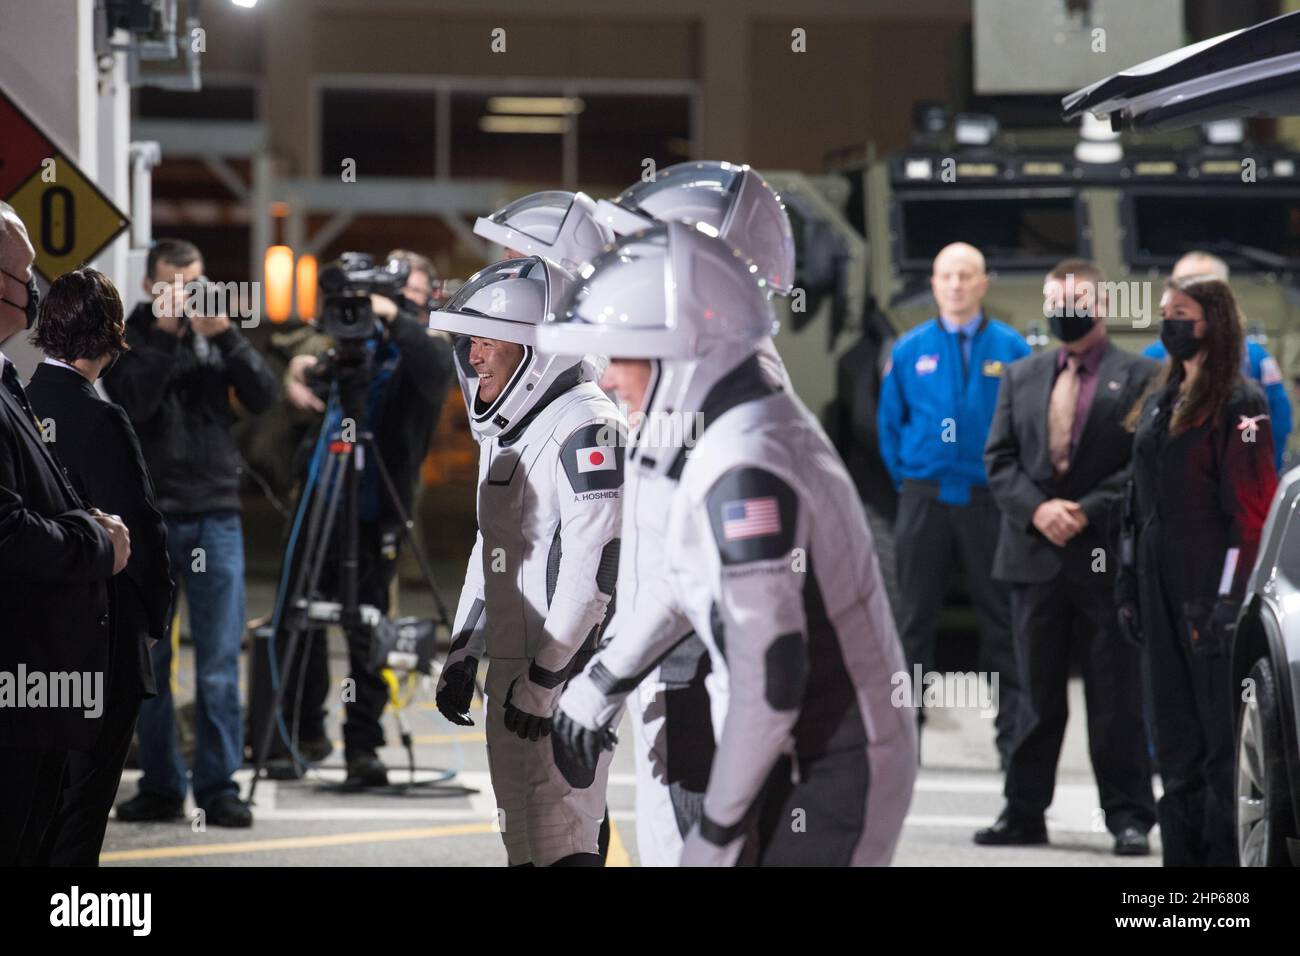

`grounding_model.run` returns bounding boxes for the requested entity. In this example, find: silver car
[1232,472,1300,866]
